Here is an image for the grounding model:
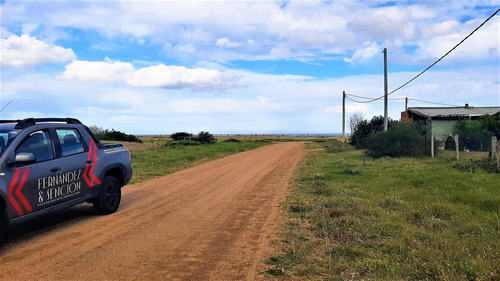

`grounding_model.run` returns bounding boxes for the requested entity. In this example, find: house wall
[429,120,457,136]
